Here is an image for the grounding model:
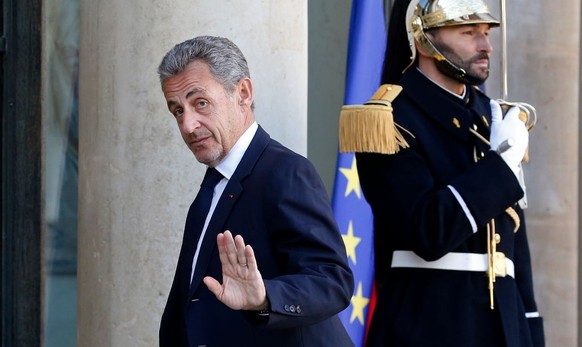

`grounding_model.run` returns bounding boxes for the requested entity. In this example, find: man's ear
[238,78,253,107]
